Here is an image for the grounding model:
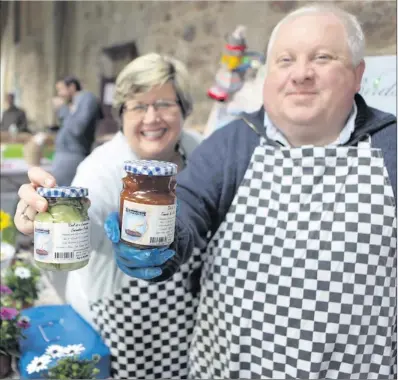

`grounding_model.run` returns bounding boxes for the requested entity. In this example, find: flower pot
[10,300,34,310]
[0,354,12,379]
[22,302,34,310]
